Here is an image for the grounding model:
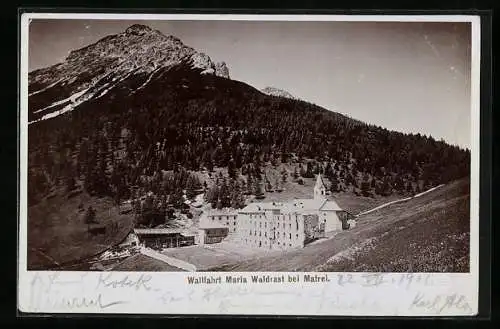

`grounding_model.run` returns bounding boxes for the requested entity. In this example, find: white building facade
[233,174,351,250]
